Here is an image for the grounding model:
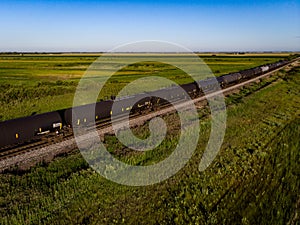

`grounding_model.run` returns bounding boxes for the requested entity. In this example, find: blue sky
[0,0,299,52]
